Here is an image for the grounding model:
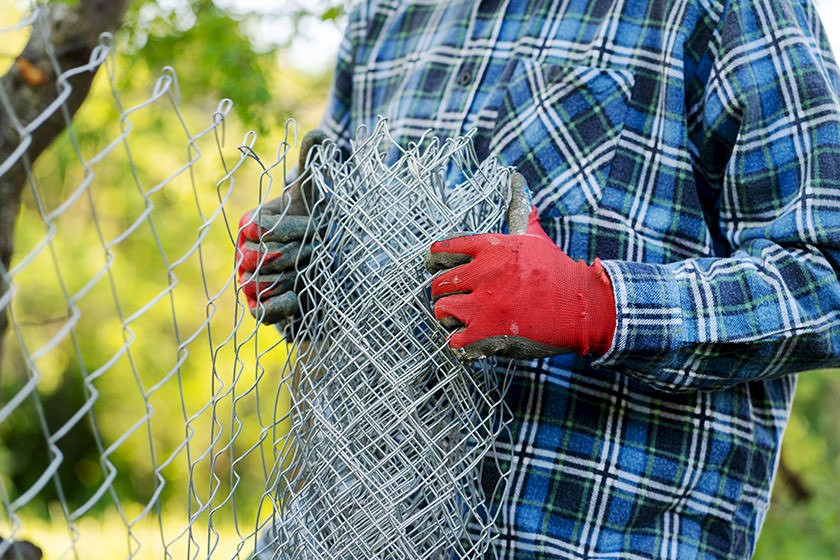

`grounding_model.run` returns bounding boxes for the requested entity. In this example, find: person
[237,1,840,558]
